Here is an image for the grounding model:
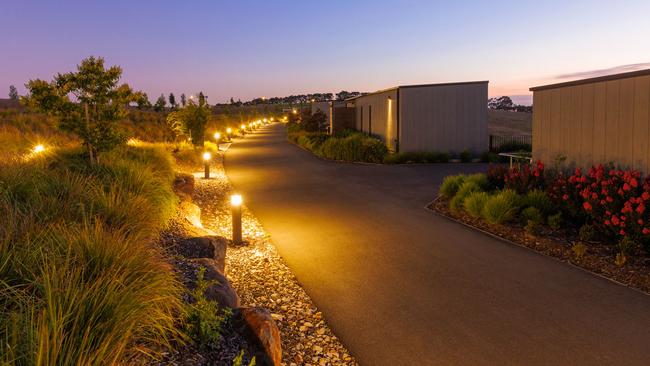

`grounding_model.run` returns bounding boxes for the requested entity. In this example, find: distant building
[530,69,650,171]
[346,81,489,153]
